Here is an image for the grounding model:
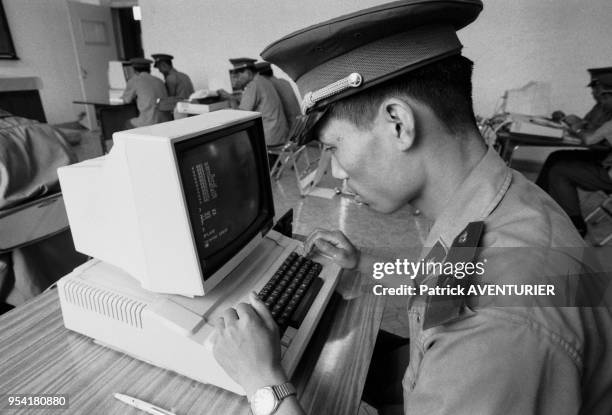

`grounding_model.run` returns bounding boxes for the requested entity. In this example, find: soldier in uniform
[553,67,612,132]
[151,53,195,101]
[151,53,195,119]
[255,61,302,130]
[218,58,289,148]
[120,58,172,127]
[210,1,612,415]
[536,70,612,235]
